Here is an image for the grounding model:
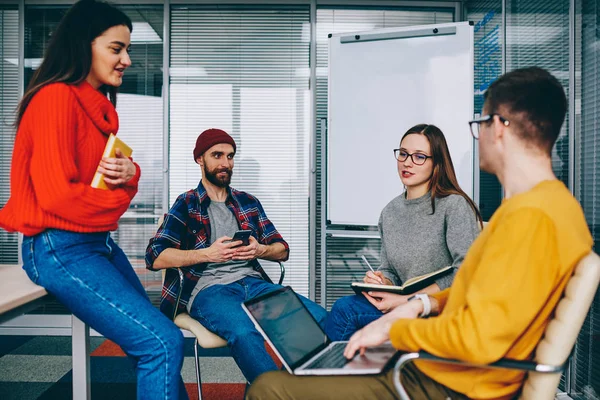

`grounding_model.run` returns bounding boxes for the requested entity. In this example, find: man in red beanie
[146,128,326,384]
